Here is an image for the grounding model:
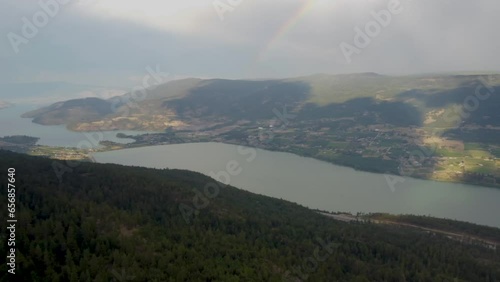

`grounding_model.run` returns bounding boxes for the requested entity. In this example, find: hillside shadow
[300,97,423,127]
[165,80,311,121]
[396,80,500,186]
